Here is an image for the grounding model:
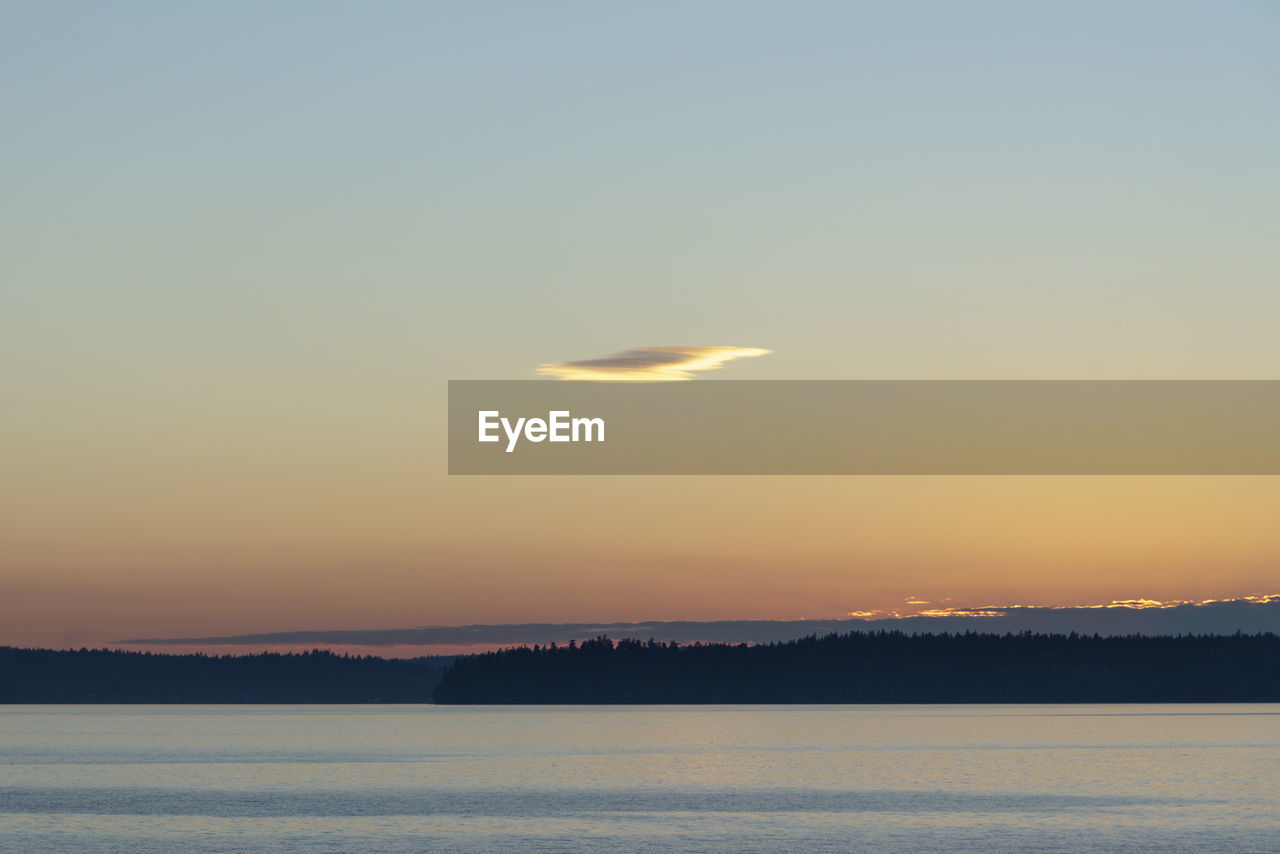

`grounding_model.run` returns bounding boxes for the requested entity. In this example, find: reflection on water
[2,704,1278,853]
